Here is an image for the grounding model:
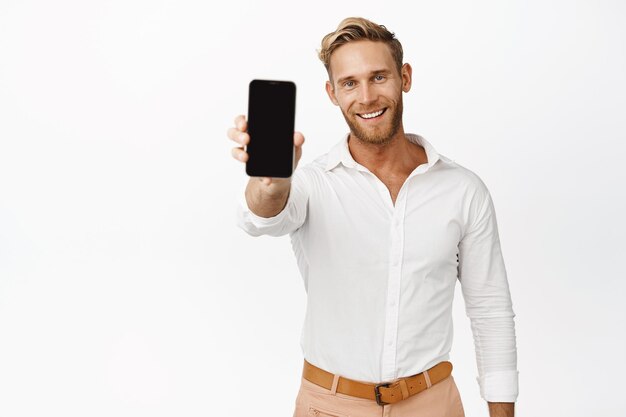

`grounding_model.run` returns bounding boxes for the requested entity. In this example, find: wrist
[245,178,291,218]
[487,402,514,417]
